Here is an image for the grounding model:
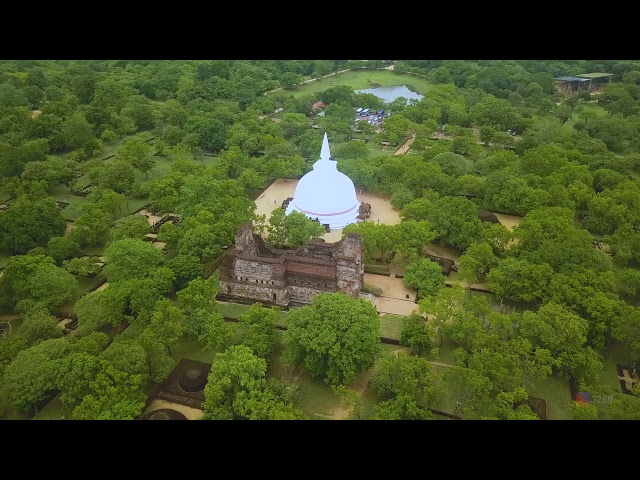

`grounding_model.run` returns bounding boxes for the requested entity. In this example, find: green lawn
[267,336,340,419]
[170,337,217,365]
[71,271,108,303]
[215,301,290,328]
[33,395,72,420]
[0,252,9,269]
[216,301,408,341]
[600,340,632,389]
[379,314,404,340]
[0,186,12,202]
[427,340,459,365]
[429,363,460,415]
[0,403,32,420]
[526,374,573,420]
[279,69,436,99]
[425,339,574,420]
[564,103,608,128]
